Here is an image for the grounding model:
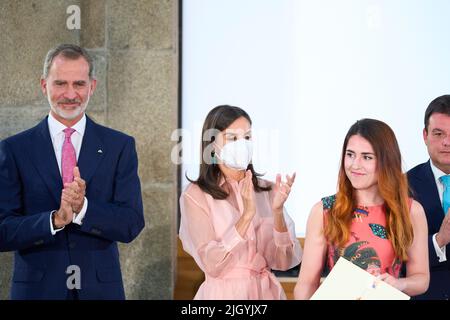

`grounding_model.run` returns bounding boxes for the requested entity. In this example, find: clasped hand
[54,167,86,228]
